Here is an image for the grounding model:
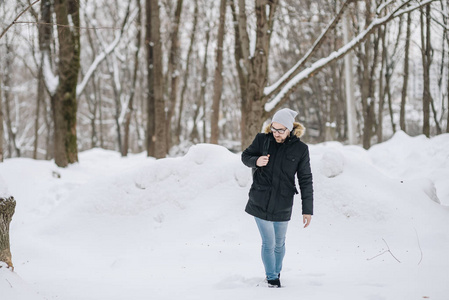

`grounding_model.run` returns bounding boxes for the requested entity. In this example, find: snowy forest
[2,1,449,298]
[1,0,449,167]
